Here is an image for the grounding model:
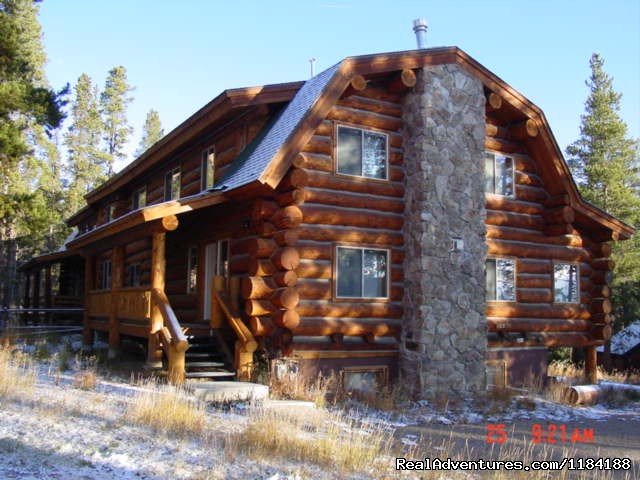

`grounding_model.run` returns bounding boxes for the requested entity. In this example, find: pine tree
[0,0,66,307]
[566,53,640,329]
[136,109,164,157]
[100,66,134,173]
[65,73,110,213]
